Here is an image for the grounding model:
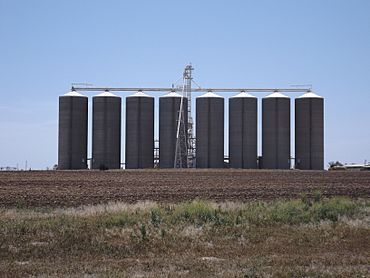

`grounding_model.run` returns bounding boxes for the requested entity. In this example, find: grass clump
[139,224,147,241]
[150,208,162,227]
[311,196,358,222]
[236,196,360,226]
[269,199,311,224]
[172,200,217,224]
